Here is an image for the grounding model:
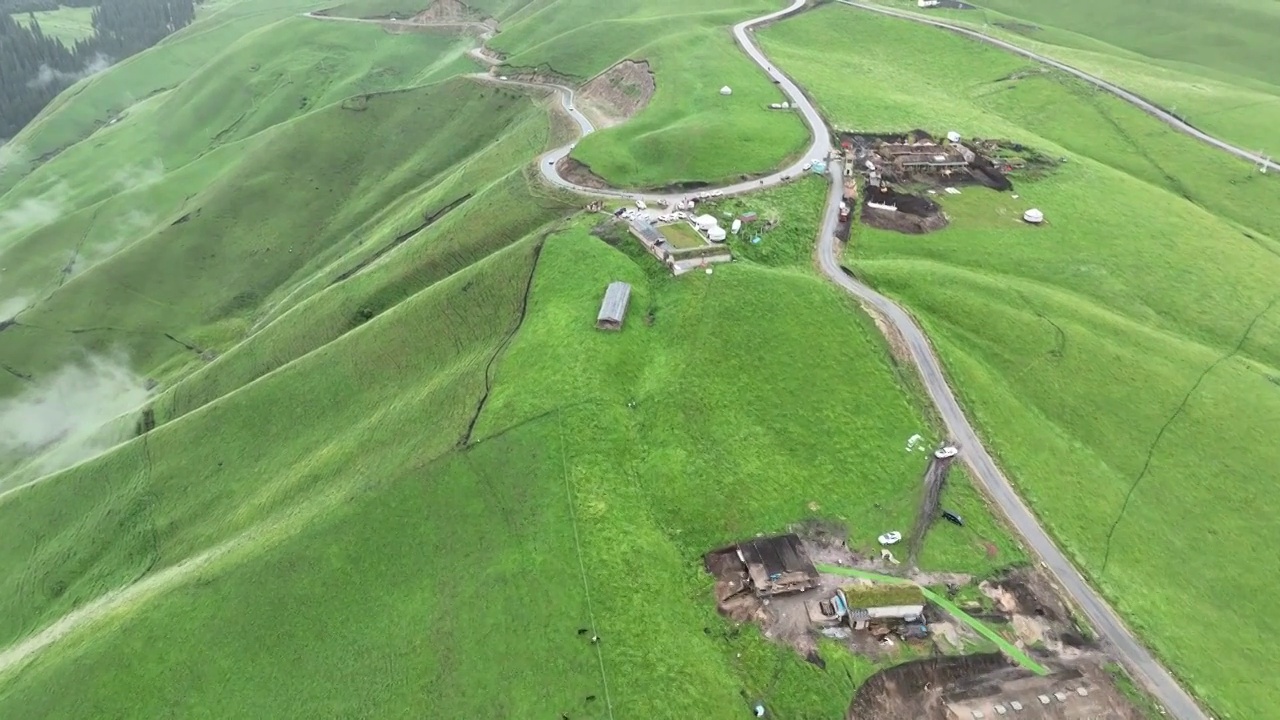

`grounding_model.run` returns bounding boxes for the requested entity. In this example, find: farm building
[596,282,631,330]
[838,582,926,630]
[704,534,821,599]
[736,534,821,597]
